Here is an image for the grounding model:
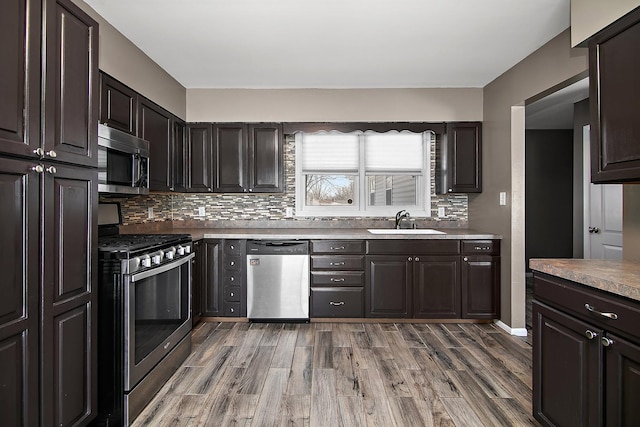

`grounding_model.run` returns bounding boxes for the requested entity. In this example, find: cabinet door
[41,164,97,427]
[589,8,640,183]
[413,256,460,318]
[43,0,99,167]
[605,333,640,426]
[0,158,40,427]
[99,72,138,135]
[186,123,213,192]
[191,240,203,326]
[532,302,601,427]
[172,119,186,192]
[365,256,411,318]
[0,0,40,158]
[247,123,283,193]
[201,240,223,316]
[461,255,500,319]
[214,124,246,193]
[442,122,482,193]
[139,98,172,191]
